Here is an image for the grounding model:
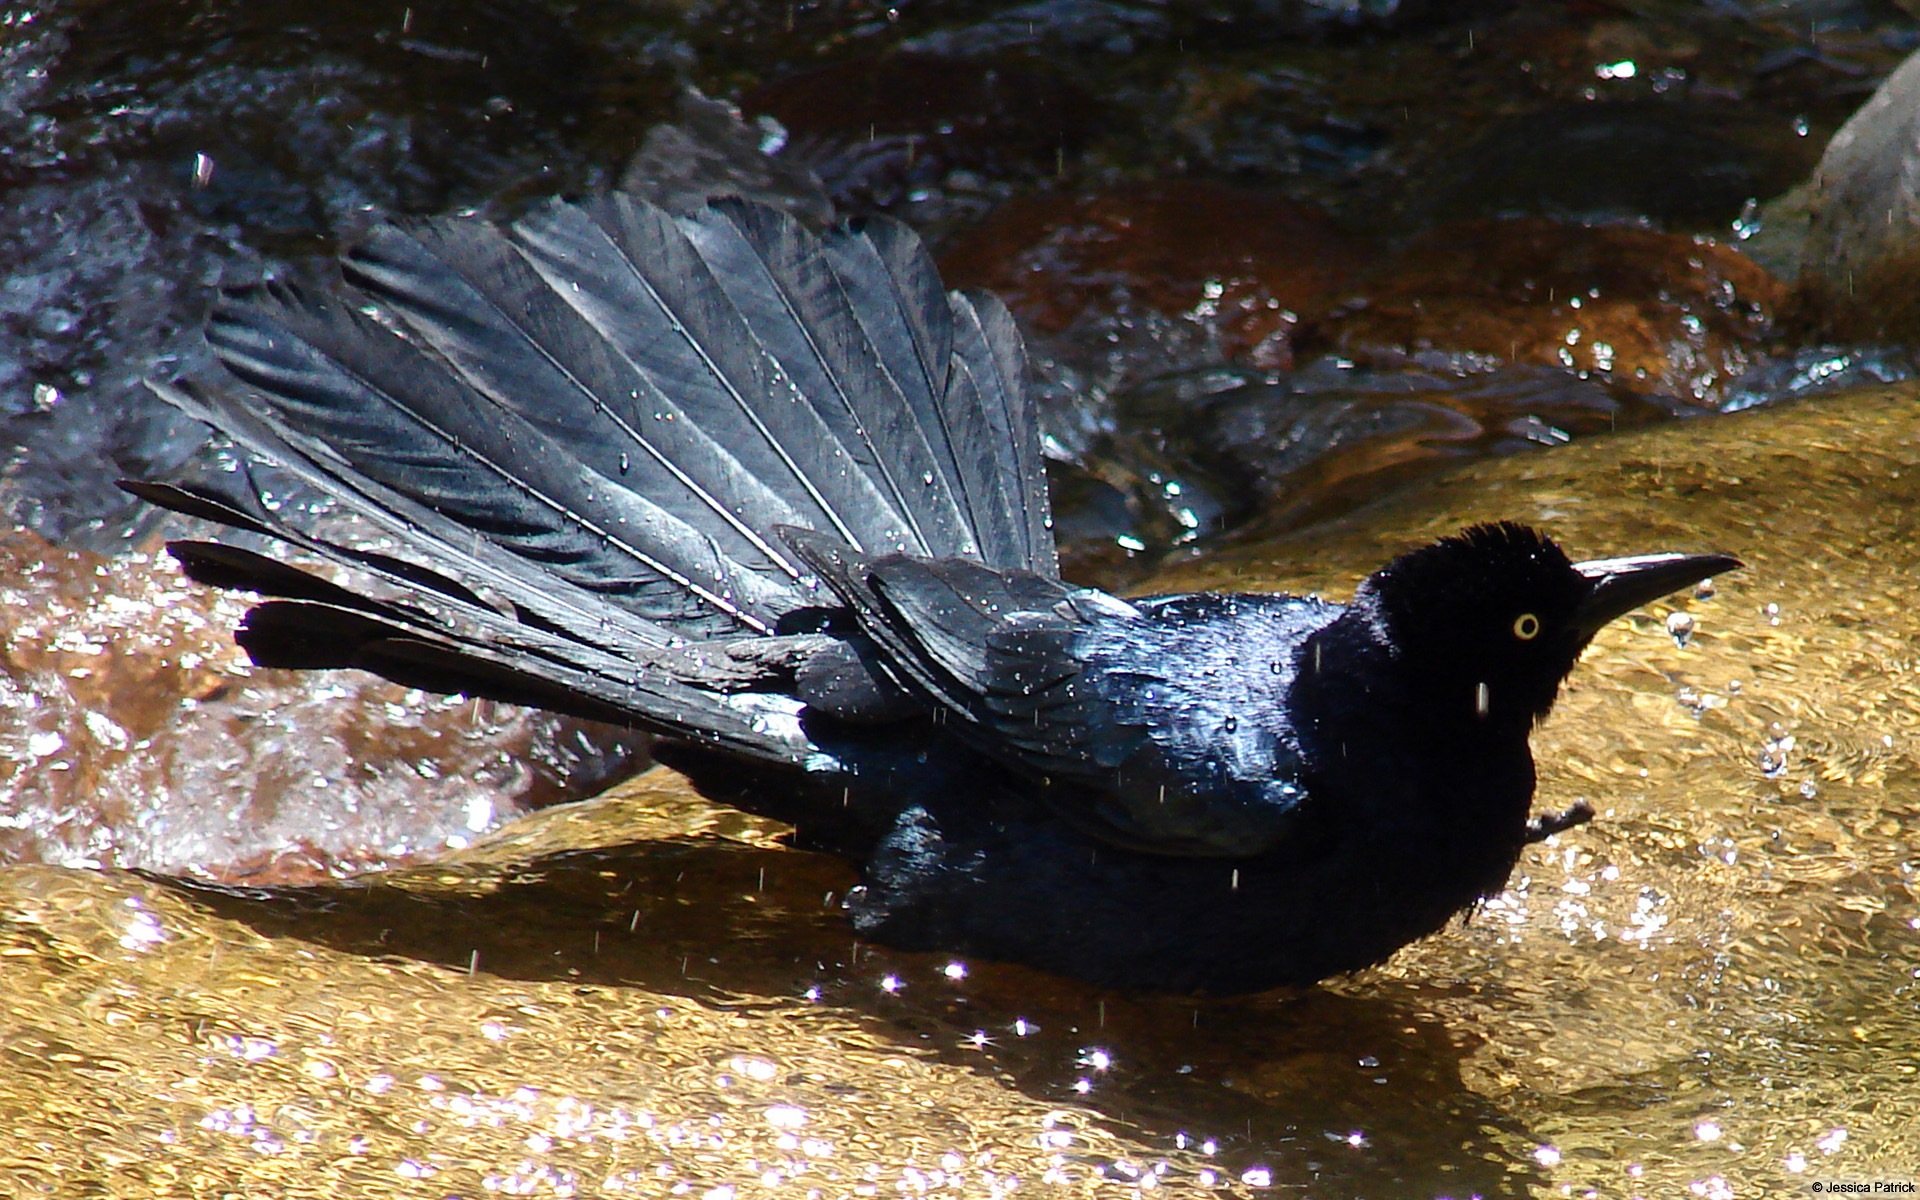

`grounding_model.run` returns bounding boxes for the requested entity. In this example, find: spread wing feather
[791,532,1315,856]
